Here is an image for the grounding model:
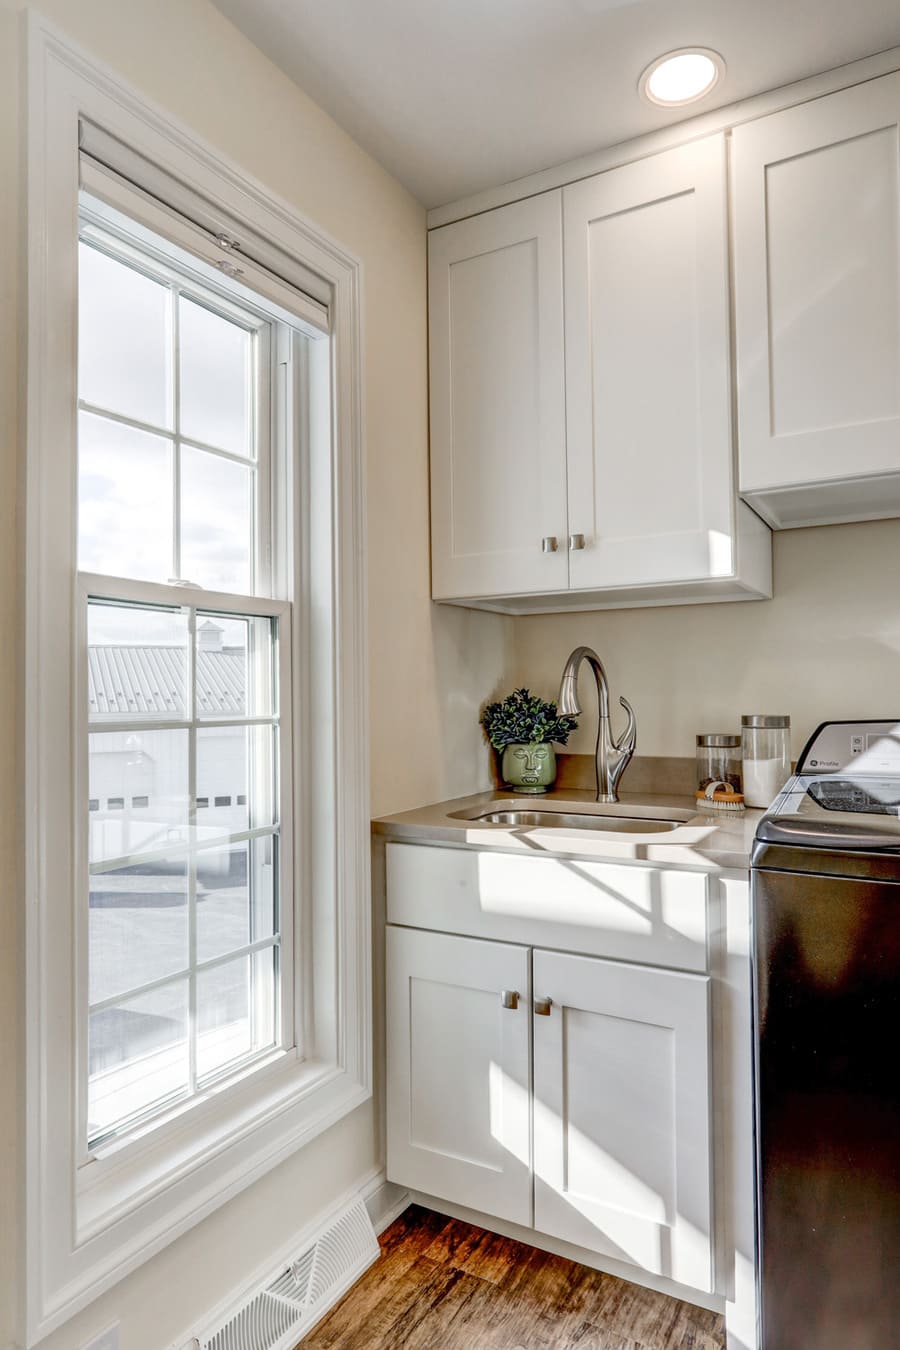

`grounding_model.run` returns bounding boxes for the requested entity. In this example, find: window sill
[45,1062,371,1339]
[82,1043,295,1174]
[76,1052,366,1240]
